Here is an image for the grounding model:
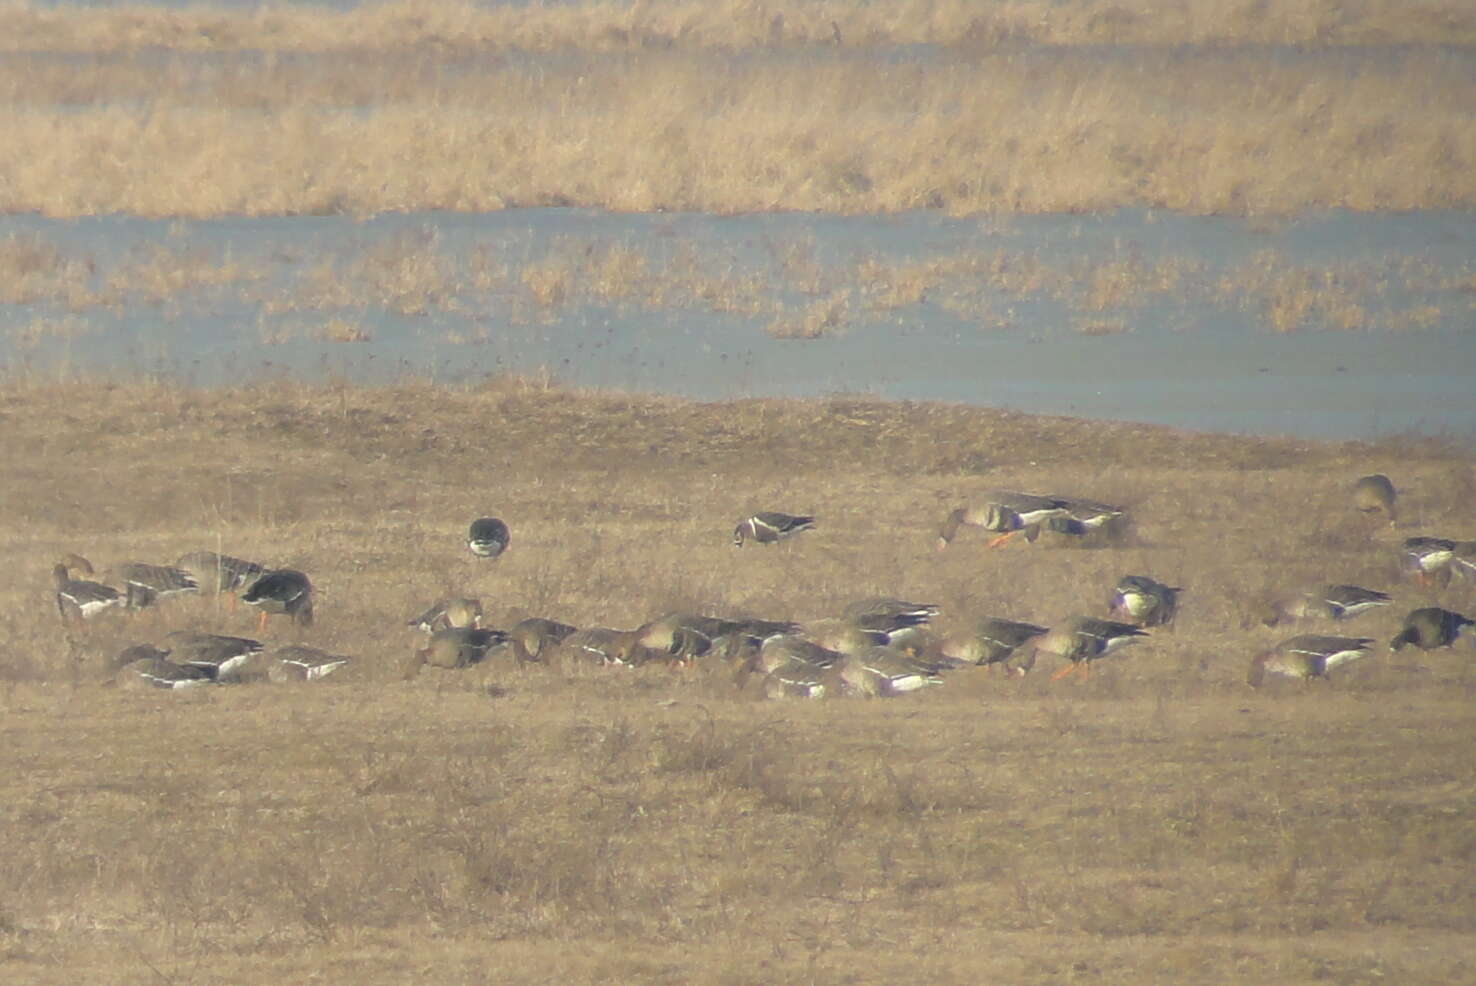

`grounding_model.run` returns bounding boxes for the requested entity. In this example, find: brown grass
[0,7,1471,217]
[1,378,1474,983]
[3,0,1474,52]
